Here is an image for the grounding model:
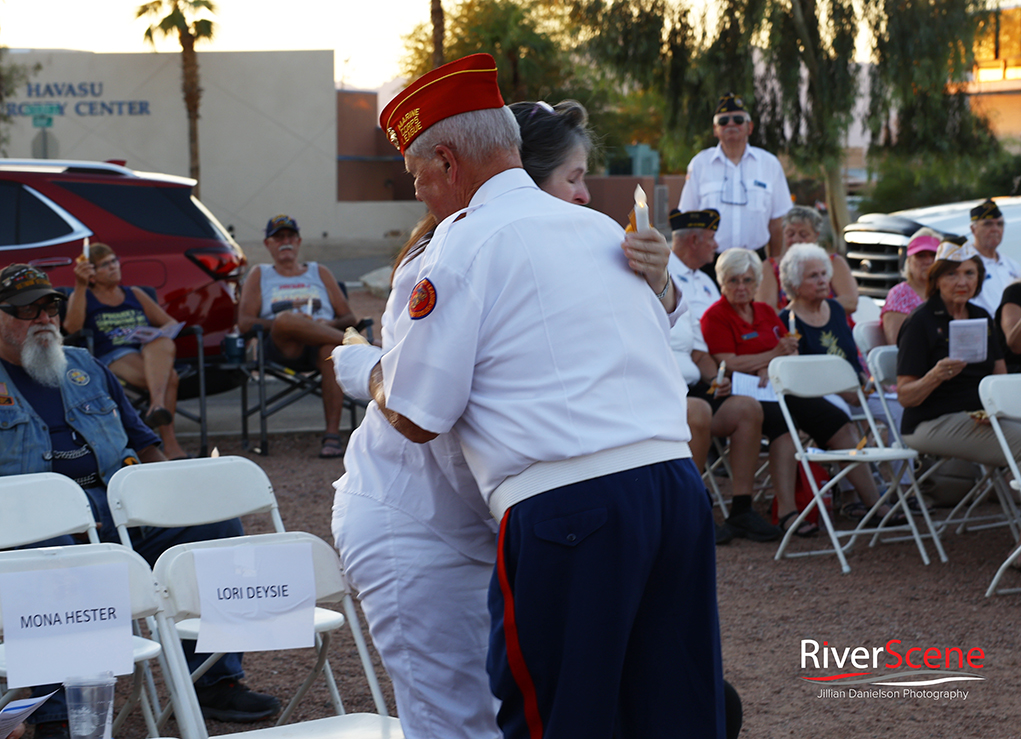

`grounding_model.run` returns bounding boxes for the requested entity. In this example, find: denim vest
[0,347,137,485]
